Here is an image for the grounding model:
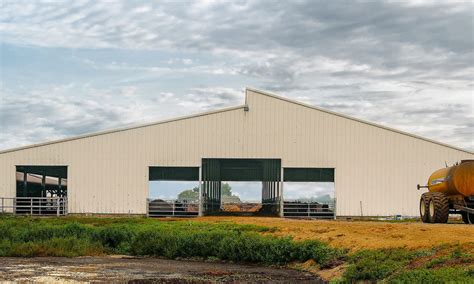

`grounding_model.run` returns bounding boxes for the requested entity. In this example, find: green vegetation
[0,216,343,267]
[344,248,416,281]
[1,216,472,283]
[177,186,199,201]
[177,182,241,202]
[390,267,474,283]
[340,245,474,283]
